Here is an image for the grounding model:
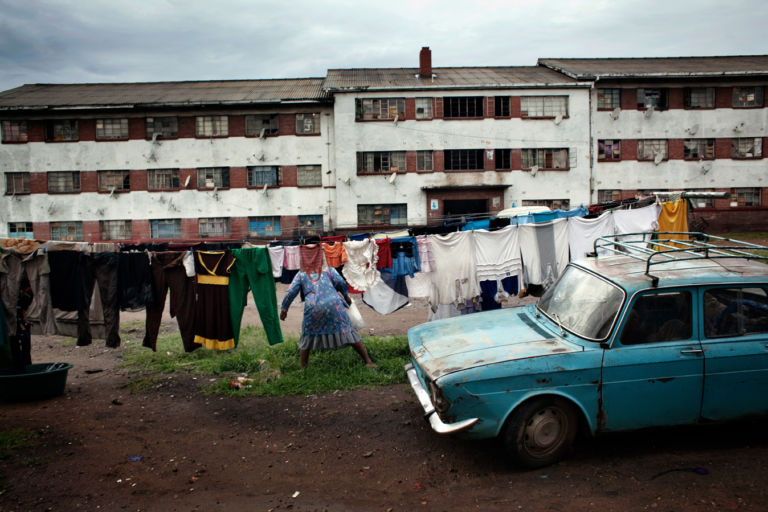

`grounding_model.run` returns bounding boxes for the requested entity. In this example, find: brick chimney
[419,47,432,79]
